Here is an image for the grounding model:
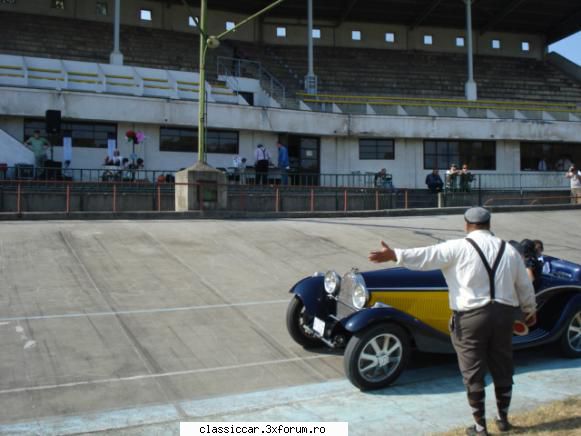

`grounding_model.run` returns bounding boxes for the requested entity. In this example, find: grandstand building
[0,0,580,189]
